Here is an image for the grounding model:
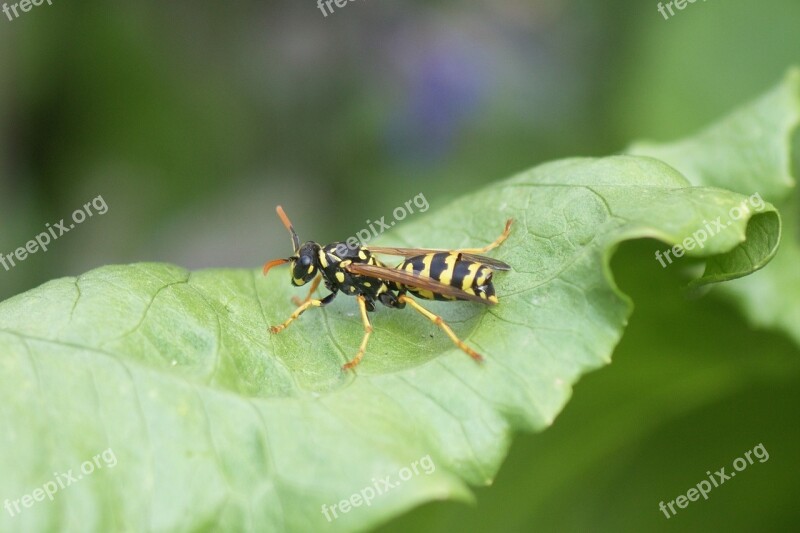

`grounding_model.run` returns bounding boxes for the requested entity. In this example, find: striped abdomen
[398,252,498,303]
